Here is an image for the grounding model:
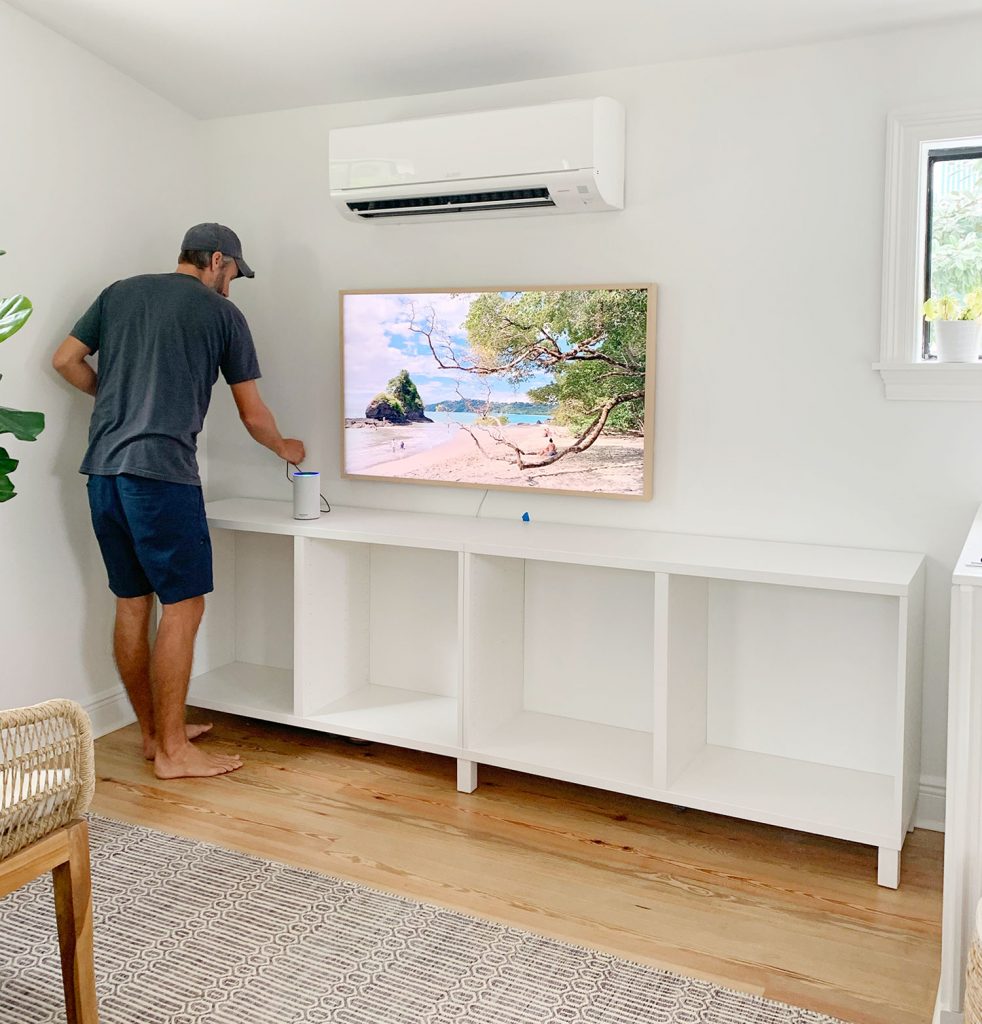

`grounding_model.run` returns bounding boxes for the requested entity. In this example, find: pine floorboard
[90,711,943,1024]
